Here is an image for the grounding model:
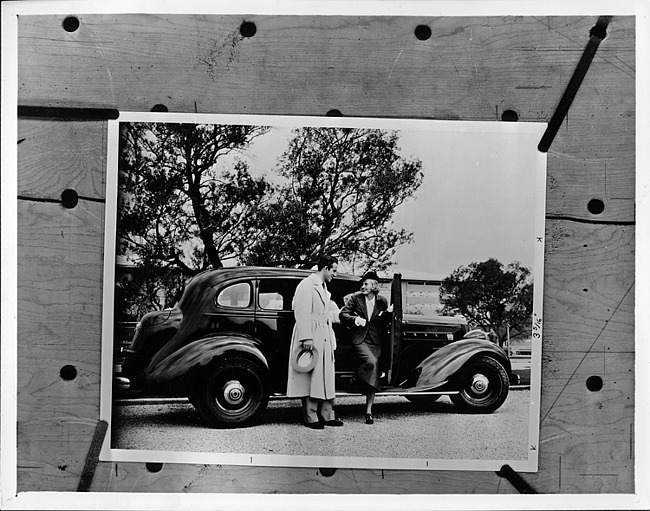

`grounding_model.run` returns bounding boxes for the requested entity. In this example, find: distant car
[115,267,512,427]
